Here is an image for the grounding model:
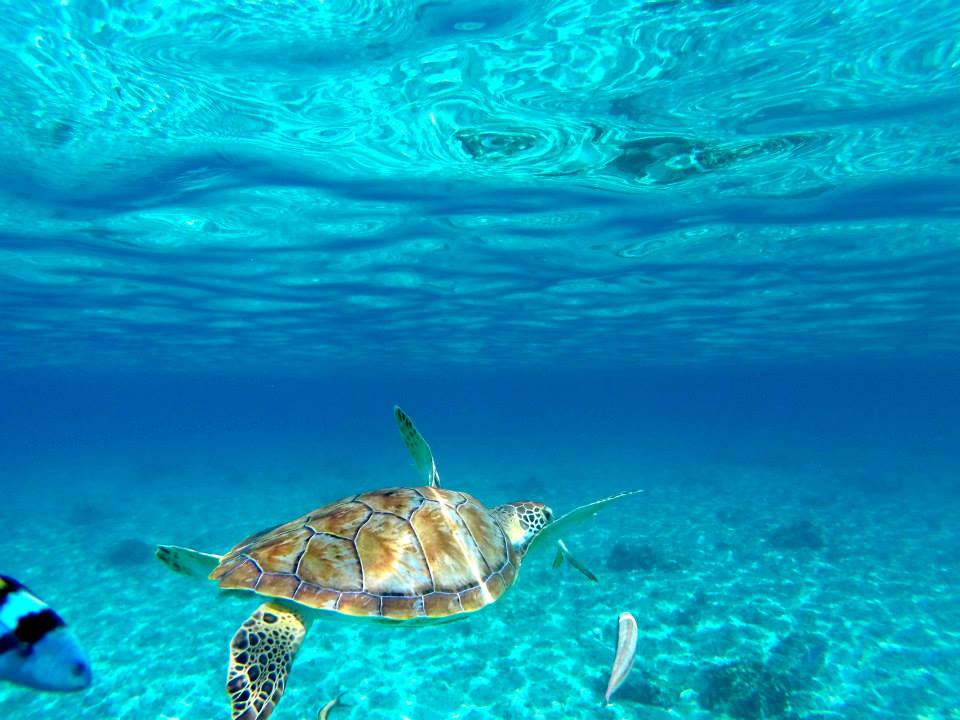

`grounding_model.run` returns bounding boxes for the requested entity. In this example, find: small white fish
[0,575,92,692]
[604,612,637,704]
[318,691,348,720]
